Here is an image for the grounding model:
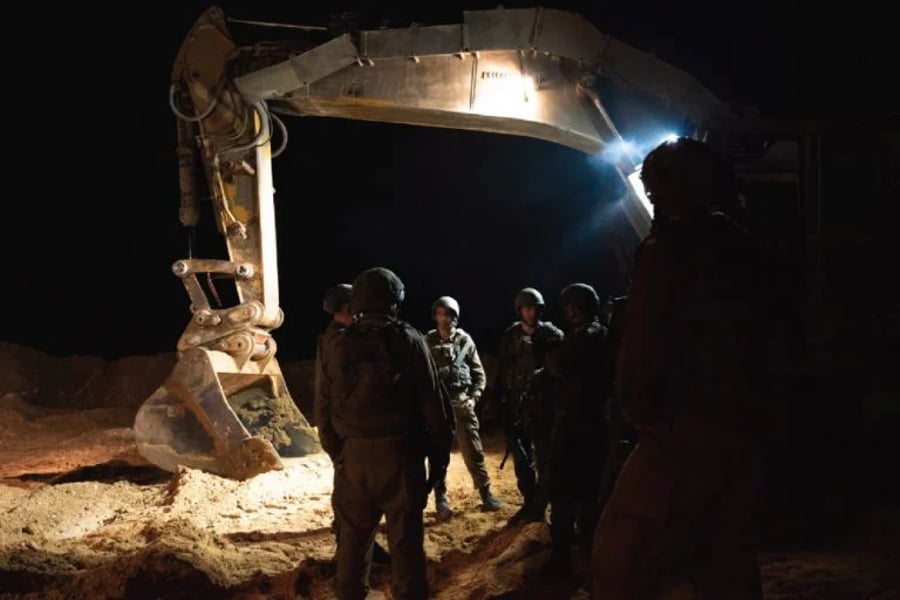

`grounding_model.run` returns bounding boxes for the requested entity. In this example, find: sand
[1,344,898,599]
[0,392,565,599]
